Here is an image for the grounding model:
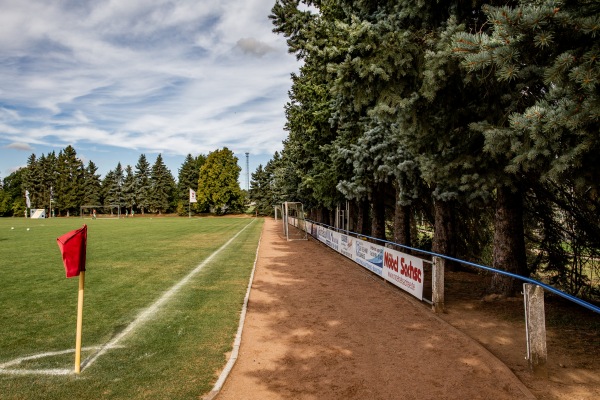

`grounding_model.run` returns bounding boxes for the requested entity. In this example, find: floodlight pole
[74,271,85,374]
